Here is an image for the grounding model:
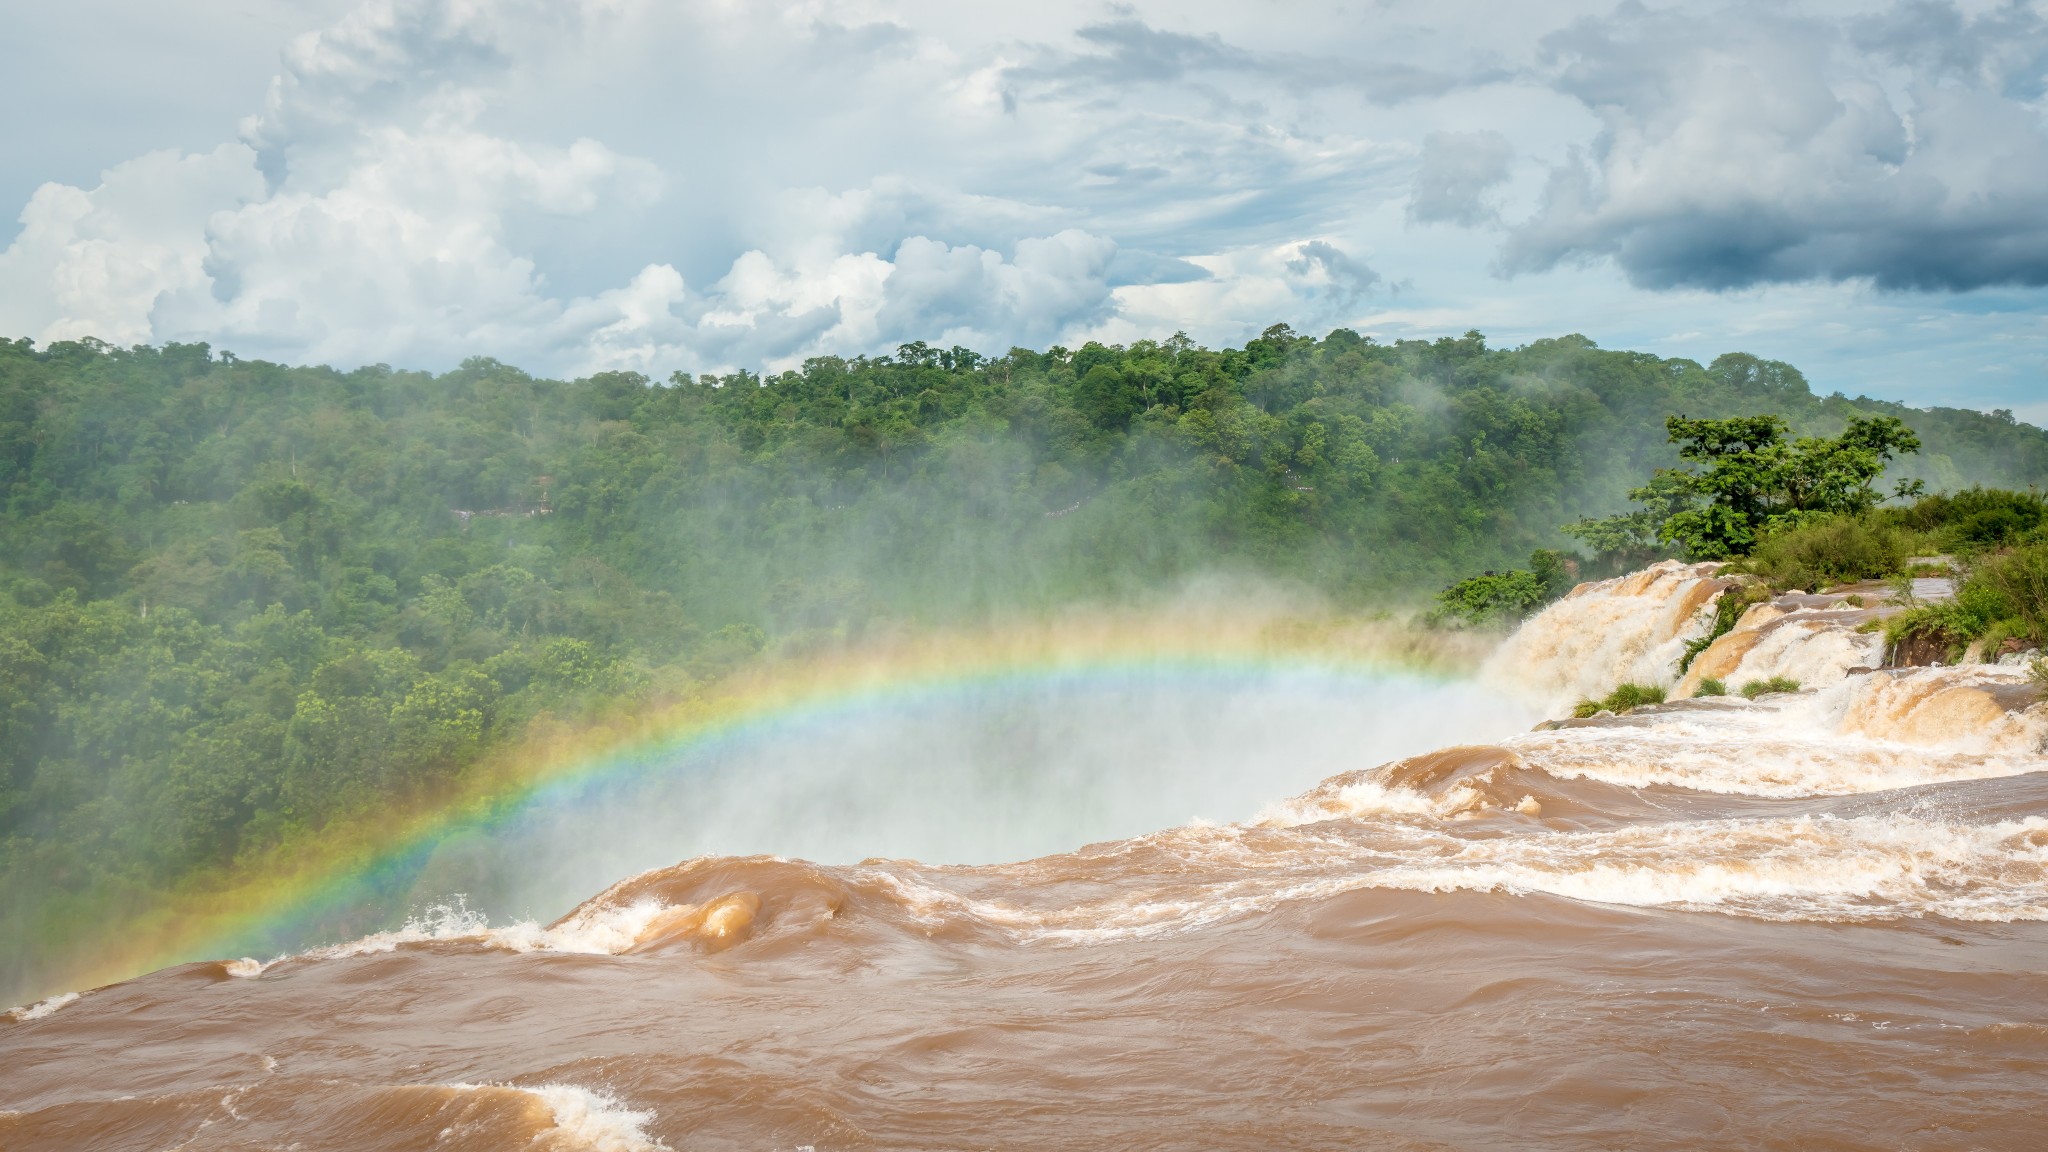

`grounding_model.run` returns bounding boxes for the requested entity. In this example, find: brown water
[6,563,2047,1150]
